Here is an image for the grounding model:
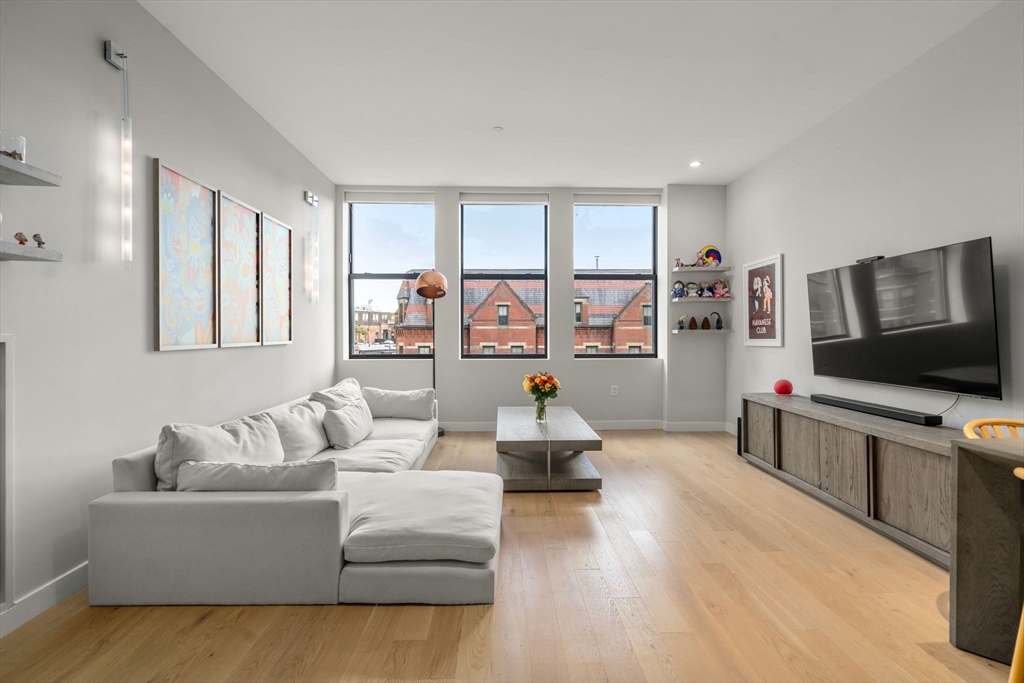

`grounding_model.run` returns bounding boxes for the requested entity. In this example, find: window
[349,202,434,357]
[574,204,657,357]
[461,202,547,357]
